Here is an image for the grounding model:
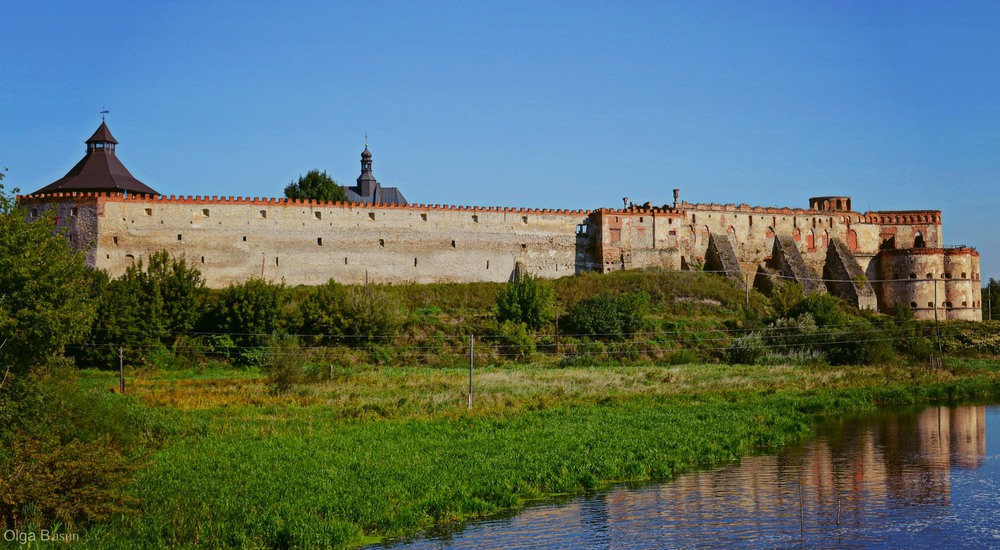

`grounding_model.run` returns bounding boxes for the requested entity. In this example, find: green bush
[262,337,305,394]
[210,278,287,359]
[726,332,767,365]
[302,281,402,347]
[494,274,555,331]
[495,321,535,361]
[787,294,853,327]
[564,292,650,340]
